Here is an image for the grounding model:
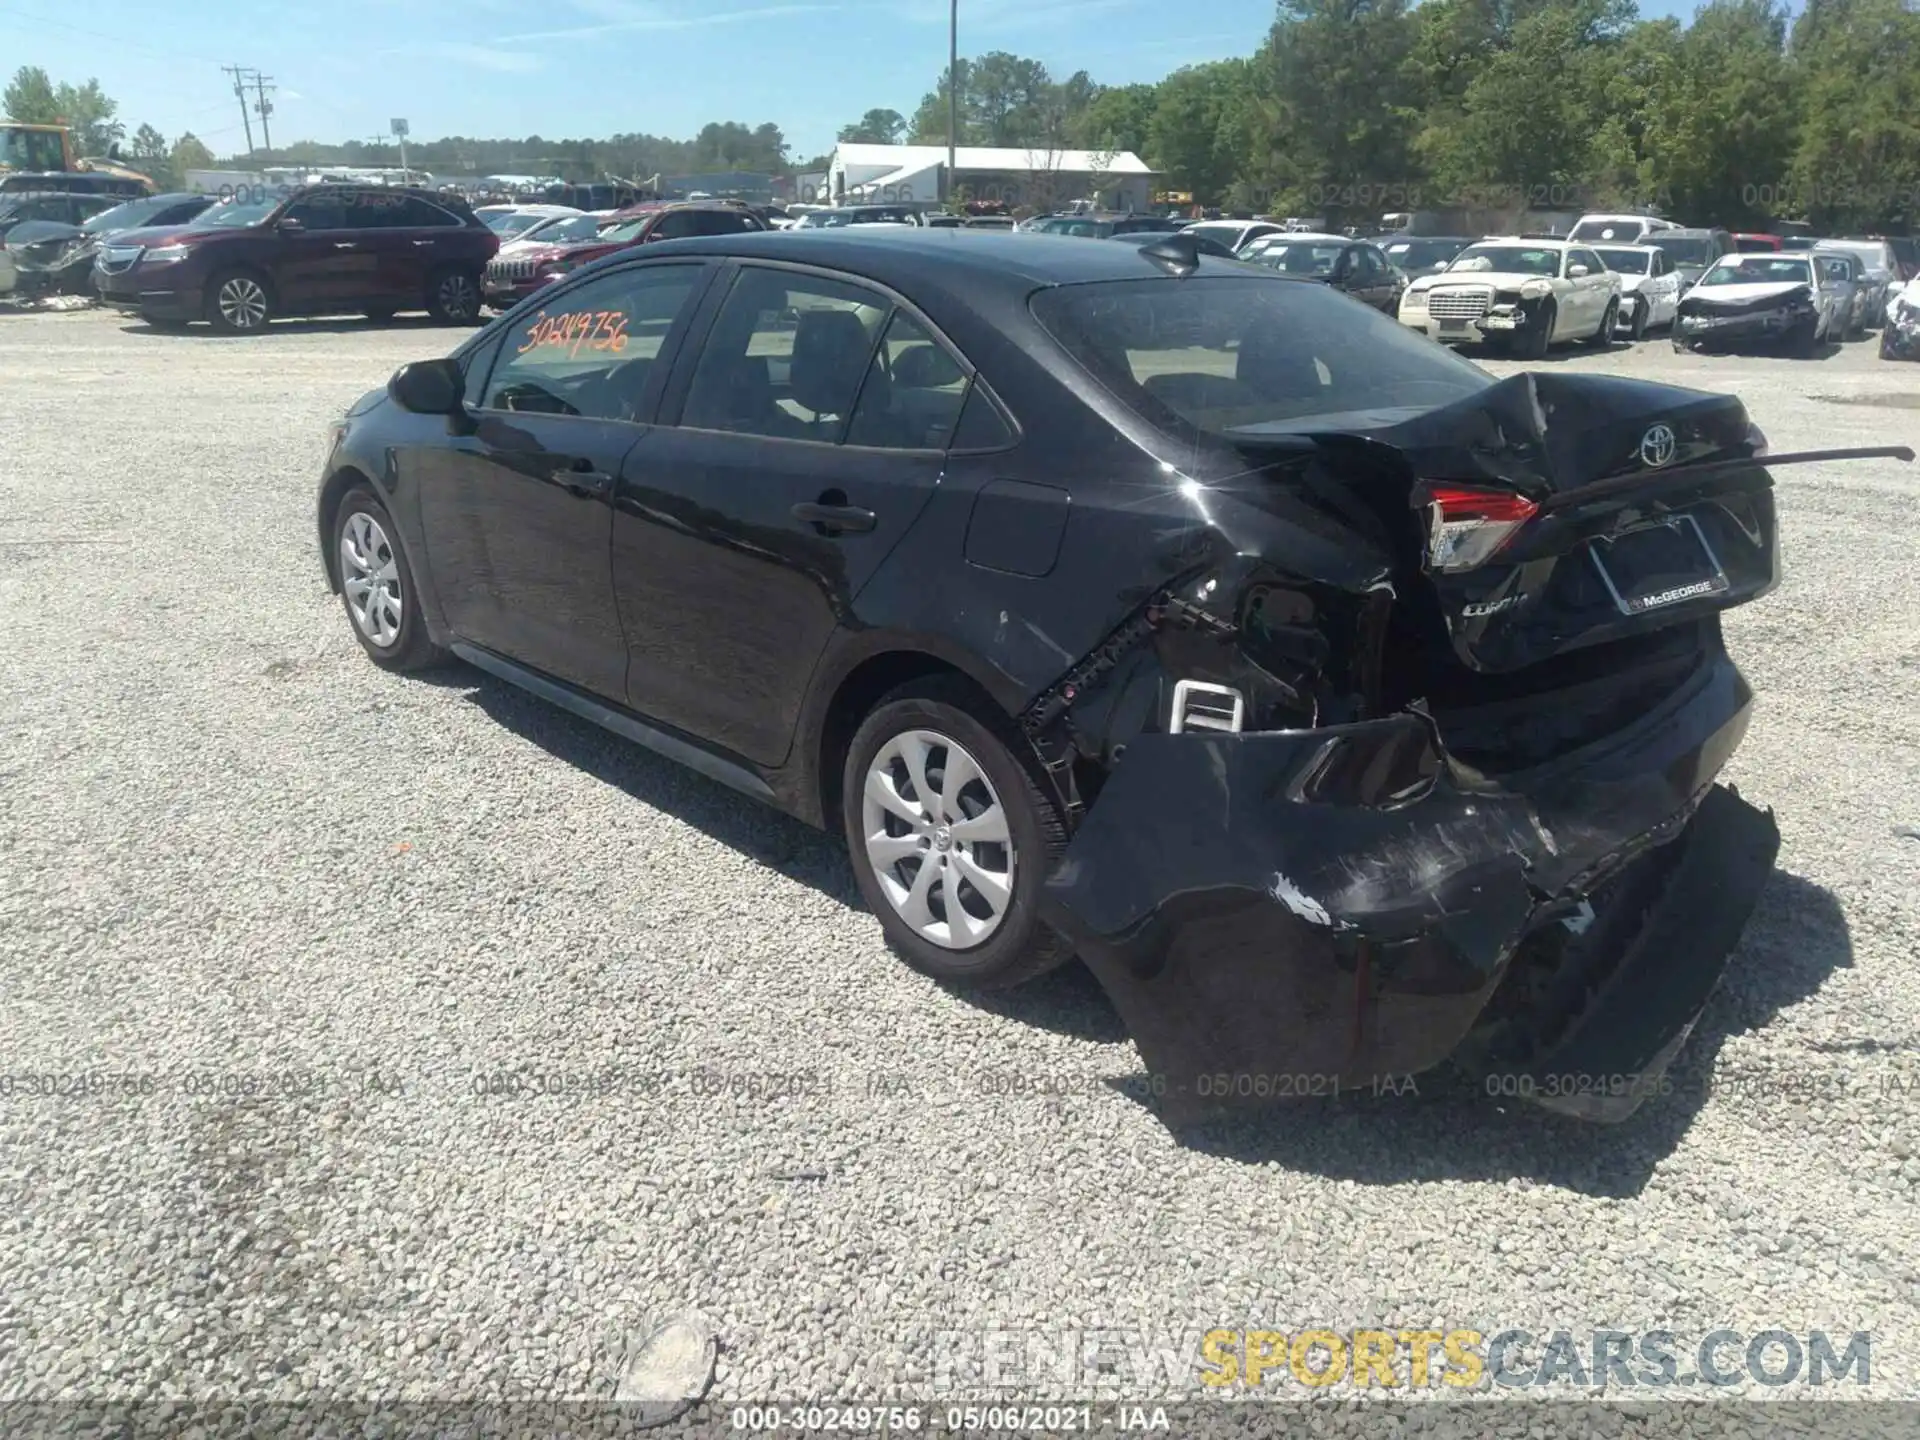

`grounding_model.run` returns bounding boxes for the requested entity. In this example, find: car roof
[1589,241,1661,252]
[1476,235,1573,246]
[1382,234,1473,242]
[1247,232,1352,244]
[598,225,1292,291]
[1656,227,1725,237]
